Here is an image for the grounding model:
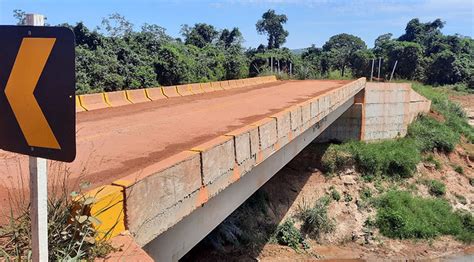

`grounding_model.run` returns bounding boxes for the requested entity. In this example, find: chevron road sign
[0,25,75,162]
